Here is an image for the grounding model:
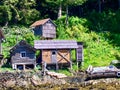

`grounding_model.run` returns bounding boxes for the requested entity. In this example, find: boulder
[5,80,16,87]
[31,75,41,86]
